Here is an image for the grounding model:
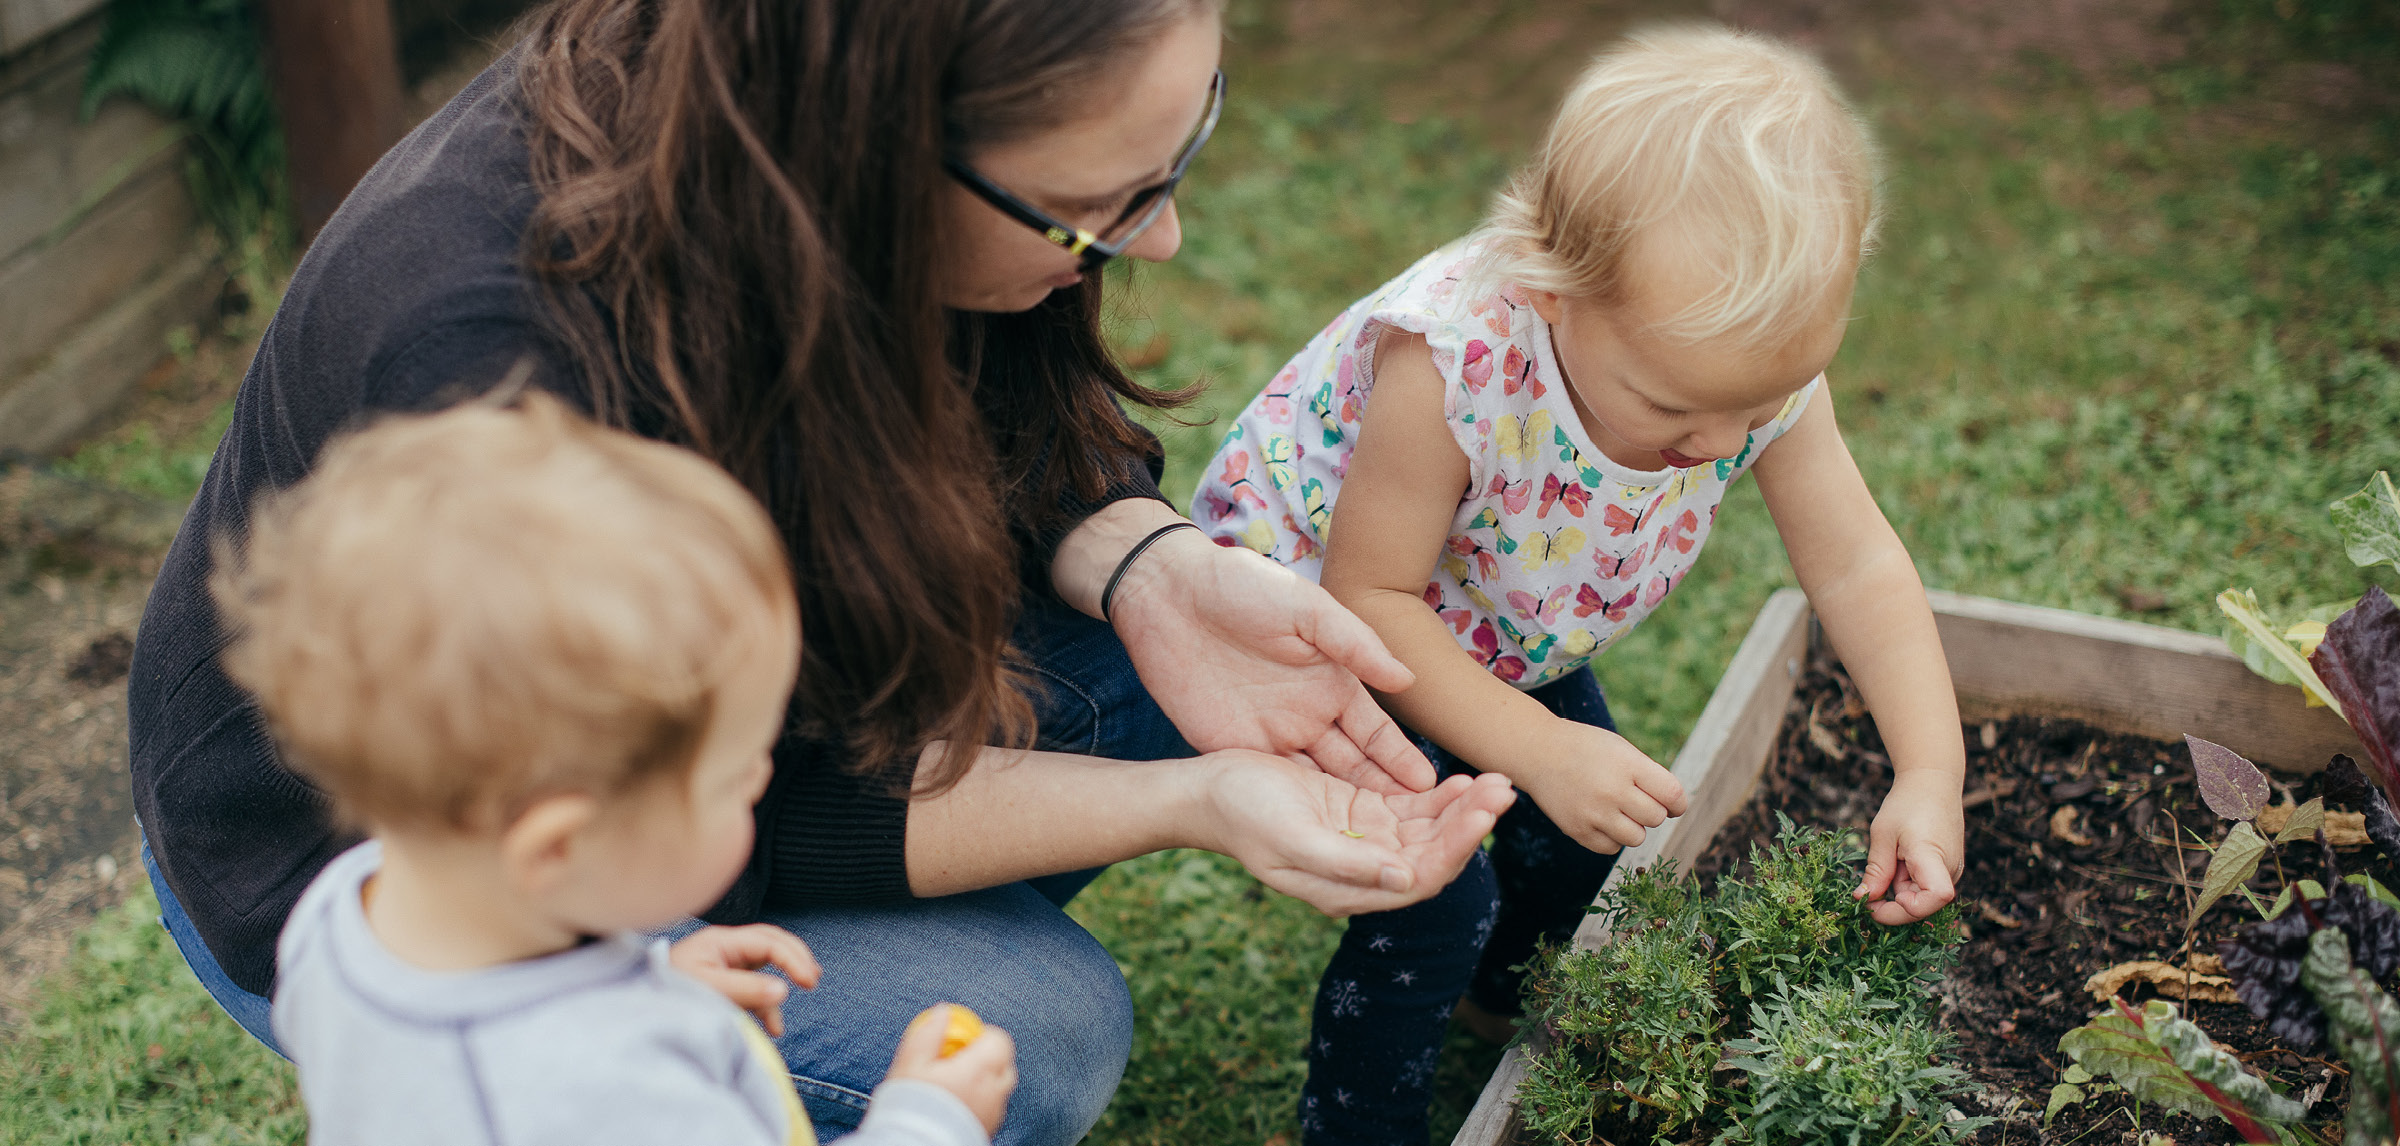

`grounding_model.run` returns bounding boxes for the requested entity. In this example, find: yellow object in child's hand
[911,1004,984,1058]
